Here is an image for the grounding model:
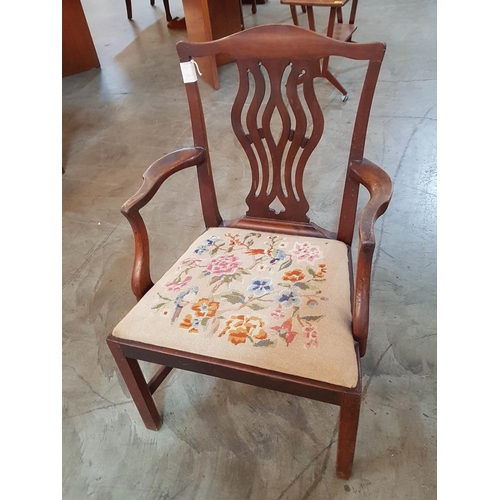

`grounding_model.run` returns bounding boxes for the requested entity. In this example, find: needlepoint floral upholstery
[113,227,358,388]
